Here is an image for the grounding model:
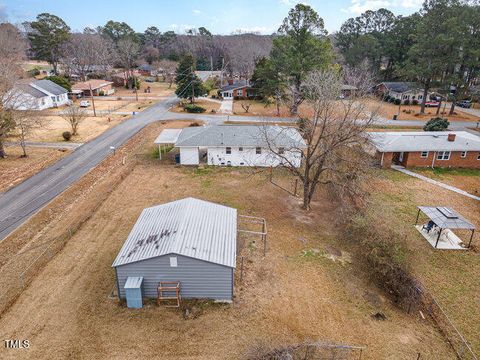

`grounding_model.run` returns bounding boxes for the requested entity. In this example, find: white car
[80,100,90,108]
